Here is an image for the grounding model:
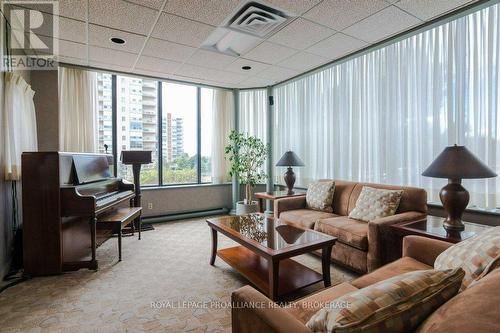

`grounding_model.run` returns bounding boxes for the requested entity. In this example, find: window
[201,88,214,182]
[96,73,113,154]
[162,83,197,184]
[116,76,159,186]
[95,73,221,187]
[273,3,500,209]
